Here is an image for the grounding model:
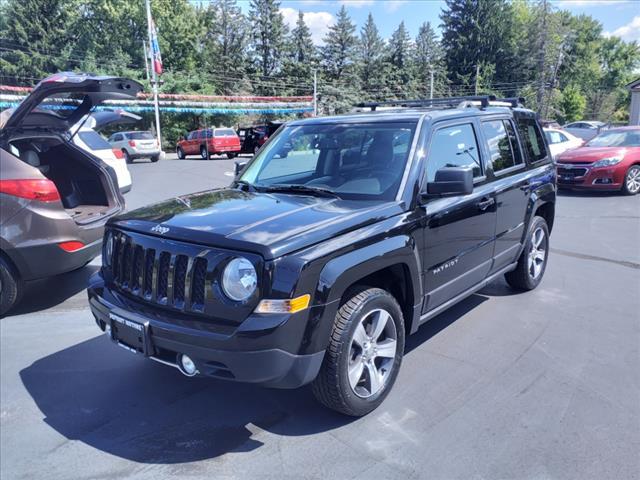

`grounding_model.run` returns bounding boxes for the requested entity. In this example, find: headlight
[592,156,622,168]
[221,257,257,301]
[103,231,113,267]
